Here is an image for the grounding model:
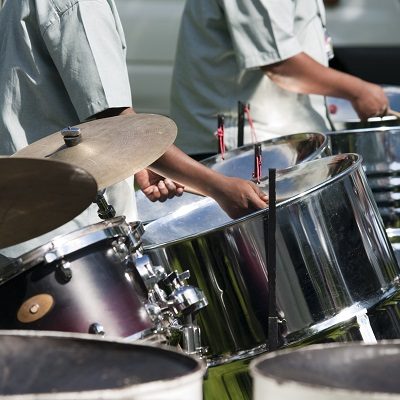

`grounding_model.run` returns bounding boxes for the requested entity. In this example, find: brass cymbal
[0,157,97,249]
[13,114,177,190]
